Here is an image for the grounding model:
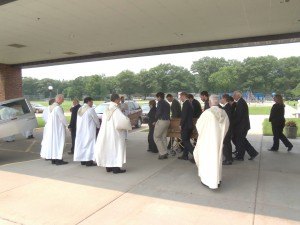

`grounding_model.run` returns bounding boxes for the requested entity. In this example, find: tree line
[23,56,300,100]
